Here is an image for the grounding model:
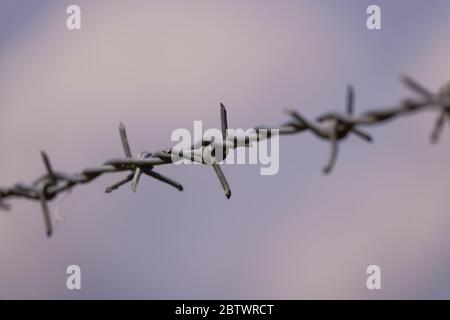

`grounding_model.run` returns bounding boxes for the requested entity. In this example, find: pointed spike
[322,128,339,175]
[212,162,231,199]
[41,151,57,184]
[401,75,433,99]
[144,169,184,191]
[105,187,113,193]
[351,128,373,143]
[285,109,307,125]
[105,174,134,193]
[431,112,446,144]
[39,192,53,238]
[119,122,133,158]
[347,85,354,115]
[131,168,142,193]
[220,103,228,140]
